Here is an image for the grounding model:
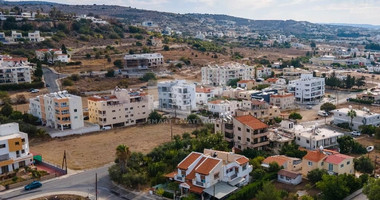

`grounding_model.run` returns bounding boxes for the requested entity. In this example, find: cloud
[5,0,380,24]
